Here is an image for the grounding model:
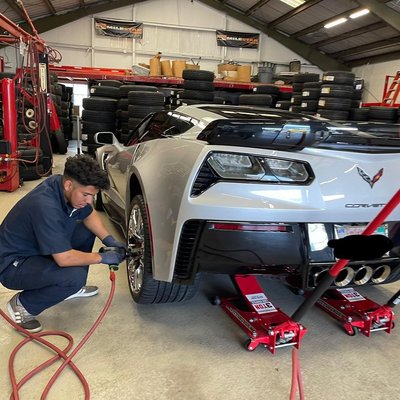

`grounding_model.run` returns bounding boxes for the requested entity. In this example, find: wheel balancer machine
[213,189,400,353]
